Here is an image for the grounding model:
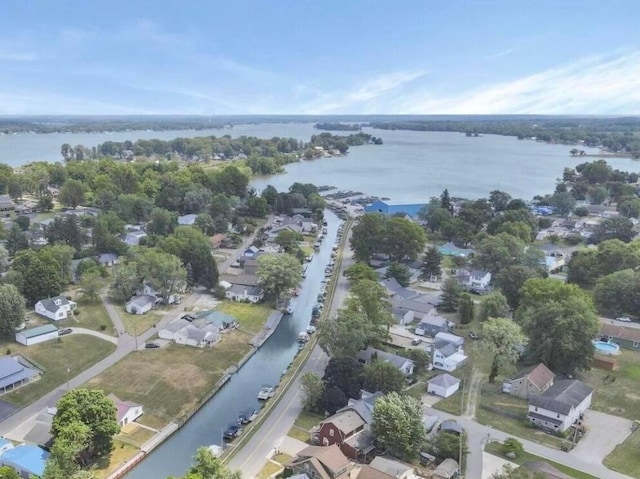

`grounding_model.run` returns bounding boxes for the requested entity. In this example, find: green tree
[38,195,55,211]
[245,196,269,217]
[58,179,86,208]
[587,186,608,205]
[594,269,640,317]
[46,216,85,251]
[383,217,427,262]
[0,284,25,338]
[433,431,469,462]
[385,262,411,287]
[495,221,532,243]
[256,253,302,303]
[5,224,28,256]
[44,420,91,479]
[590,217,635,244]
[491,465,544,479]
[344,262,378,284]
[346,280,395,334]
[483,318,527,383]
[195,213,215,236]
[350,213,386,263]
[574,205,589,217]
[421,246,442,280]
[135,249,186,304]
[318,307,387,360]
[458,293,474,324]
[440,277,462,312]
[147,208,176,236]
[52,389,119,458]
[12,250,63,305]
[494,265,542,309]
[323,357,364,399]
[618,197,640,218]
[479,290,510,321]
[489,190,512,212]
[79,271,102,303]
[371,392,425,459]
[110,263,140,303]
[300,372,324,413]
[275,229,303,253]
[159,227,219,289]
[501,438,525,457]
[321,386,348,415]
[549,191,576,217]
[168,446,241,479]
[516,279,599,374]
[14,215,30,231]
[362,360,406,394]
[0,466,20,479]
[440,189,454,214]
